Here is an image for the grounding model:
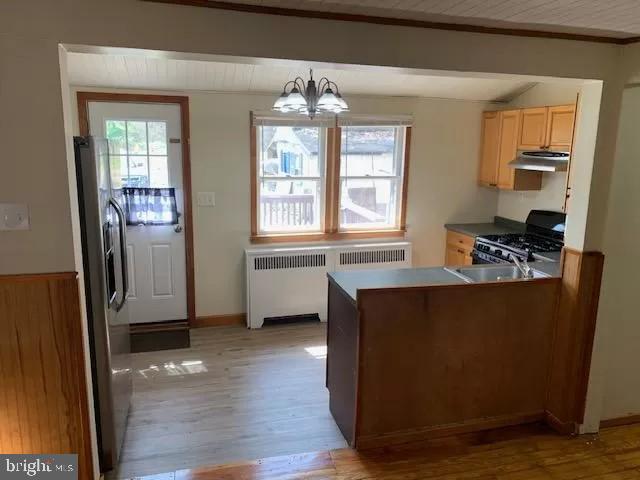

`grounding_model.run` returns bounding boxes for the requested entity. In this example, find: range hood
[509,150,569,172]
